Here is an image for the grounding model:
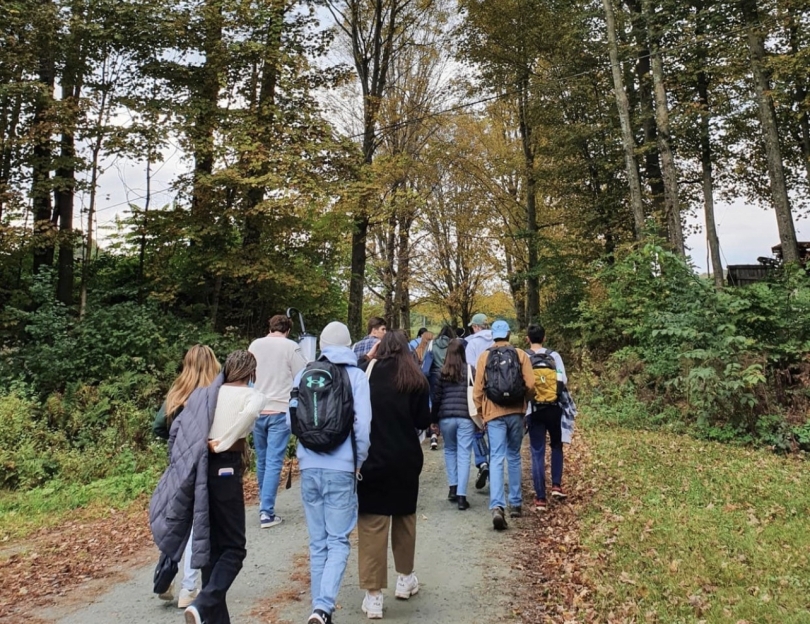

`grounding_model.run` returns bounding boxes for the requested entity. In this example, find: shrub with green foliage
[578,242,810,449]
